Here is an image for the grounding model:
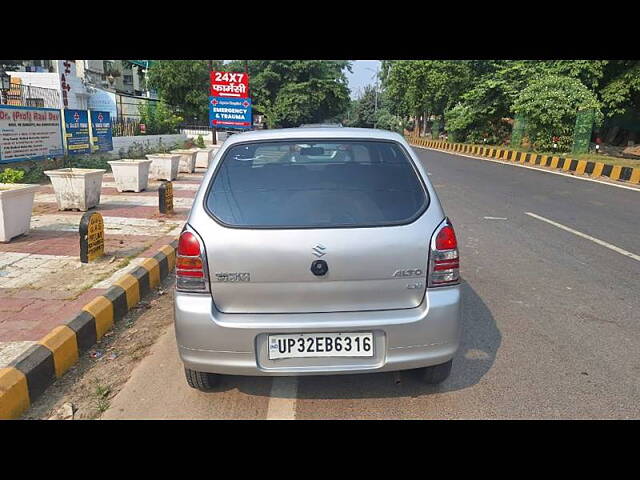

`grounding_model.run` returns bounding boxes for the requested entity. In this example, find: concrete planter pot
[108,159,153,193]
[44,168,106,211]
[194,146,220,169]
[146,154,180,181]
[0,183,40,242]
[171,149,197,173]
